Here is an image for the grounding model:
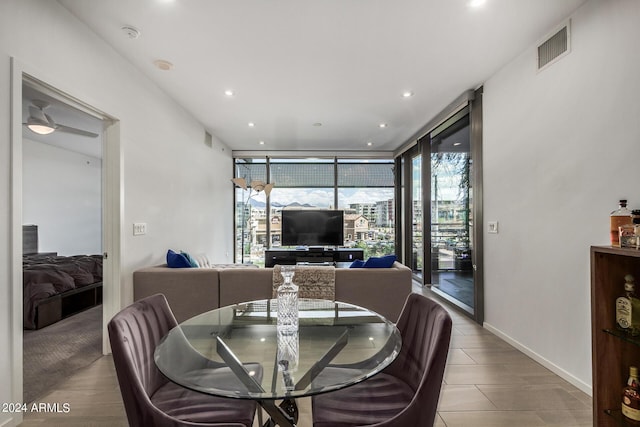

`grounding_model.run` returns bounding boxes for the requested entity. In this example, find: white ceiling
[57,0,586,153]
